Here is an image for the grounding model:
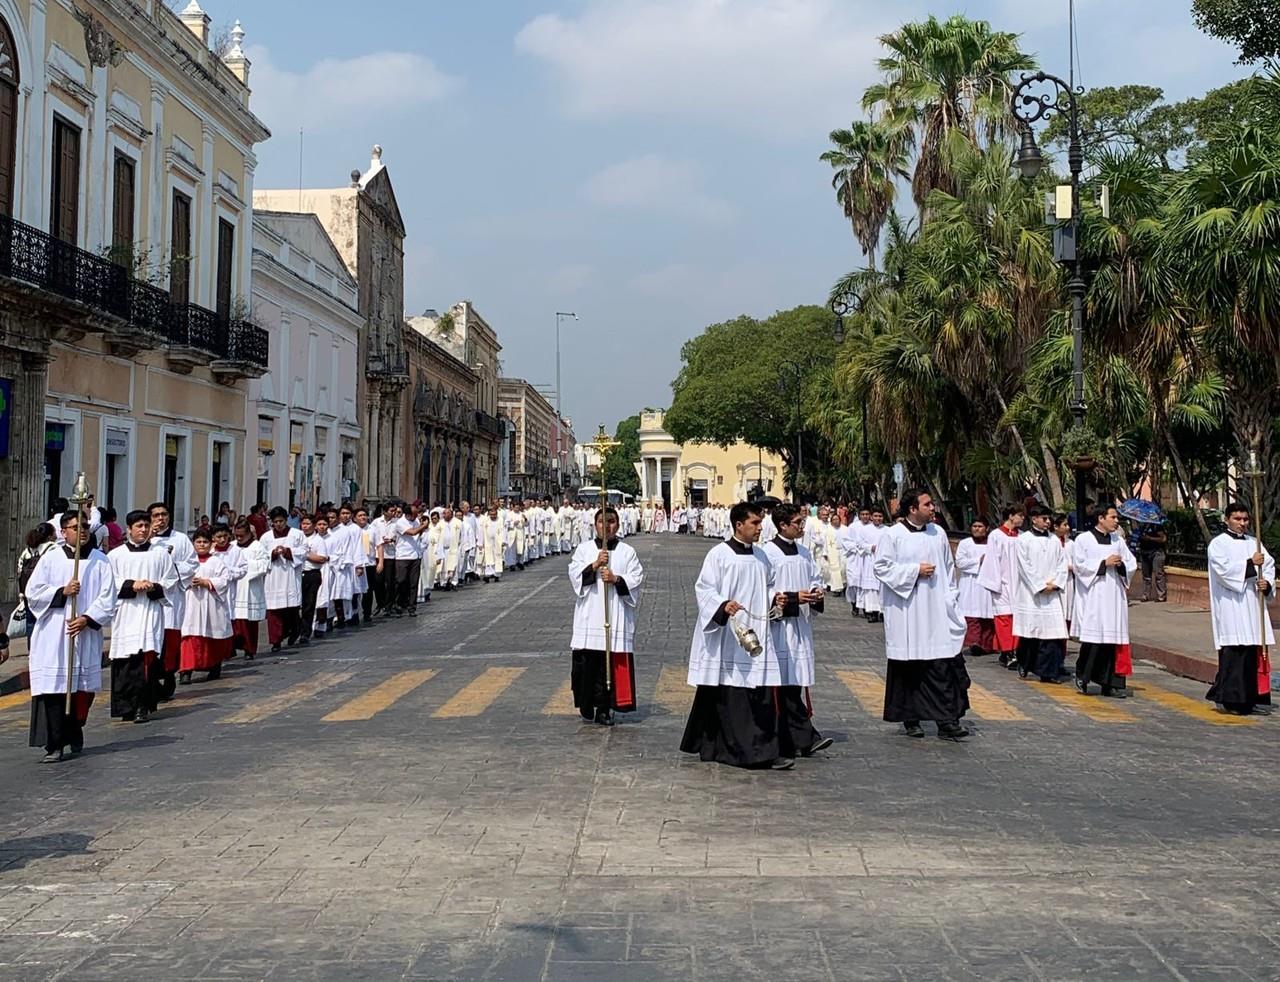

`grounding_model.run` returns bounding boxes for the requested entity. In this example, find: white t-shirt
[394,516,424,560]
